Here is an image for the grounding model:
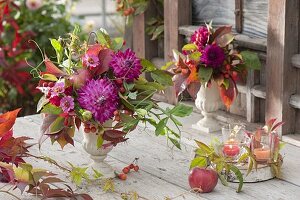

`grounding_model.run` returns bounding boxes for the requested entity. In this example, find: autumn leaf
[43,55,65,77]
[219,78,237,110]
[0,108,21,137]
